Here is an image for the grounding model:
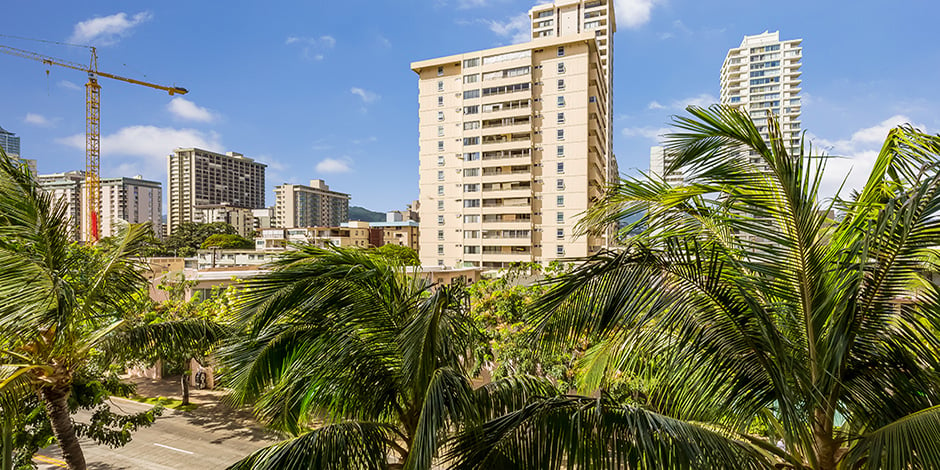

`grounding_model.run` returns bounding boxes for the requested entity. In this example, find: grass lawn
[128,395,199,412]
